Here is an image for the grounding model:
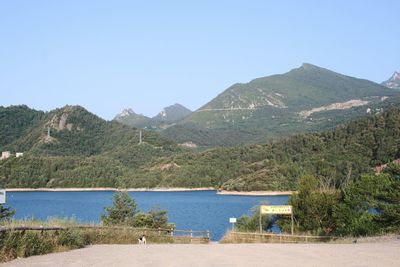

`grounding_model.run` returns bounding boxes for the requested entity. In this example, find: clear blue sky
[1,0,399,120]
